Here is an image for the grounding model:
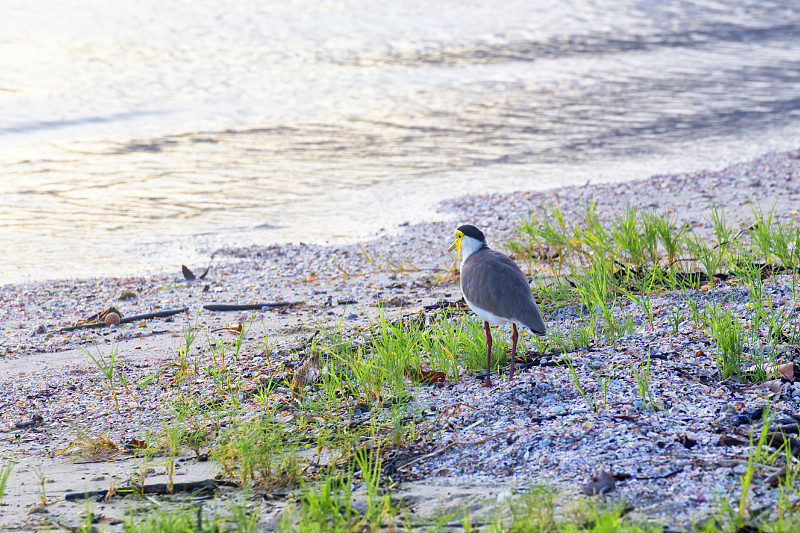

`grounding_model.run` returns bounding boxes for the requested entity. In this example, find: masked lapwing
[449,224,546,387]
